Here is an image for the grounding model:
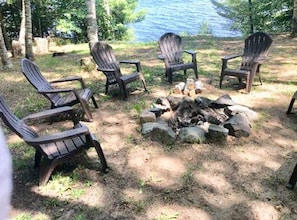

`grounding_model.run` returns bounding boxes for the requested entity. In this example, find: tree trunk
[0,24,13,69]
[85,0,98,51]
[103,0,112,39]
[19,0,26,55]
[0,9,10,50]
[248,0,254,34]
[291,0,297,38]
[25,0,34,60]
